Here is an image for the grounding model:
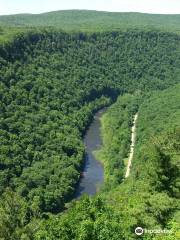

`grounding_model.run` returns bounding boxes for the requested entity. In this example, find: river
[75,109,105,197]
